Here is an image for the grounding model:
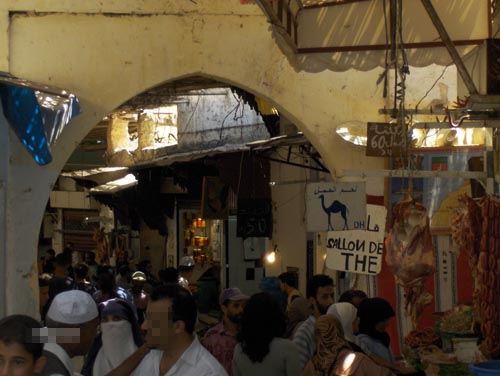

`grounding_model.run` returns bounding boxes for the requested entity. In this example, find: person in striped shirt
[292,274,334,370]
